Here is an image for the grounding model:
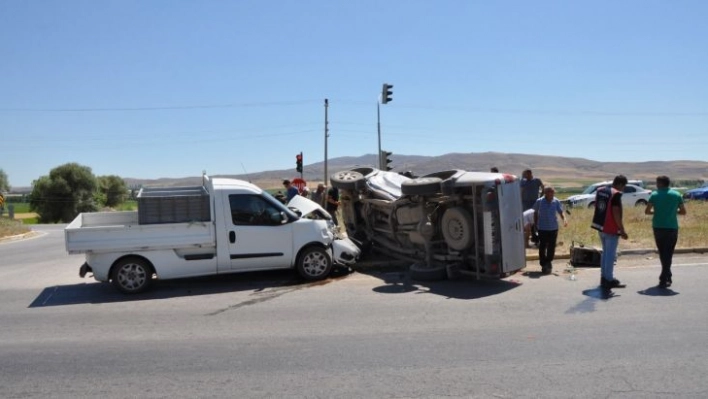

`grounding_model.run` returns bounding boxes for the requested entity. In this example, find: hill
[122,151,708,190]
